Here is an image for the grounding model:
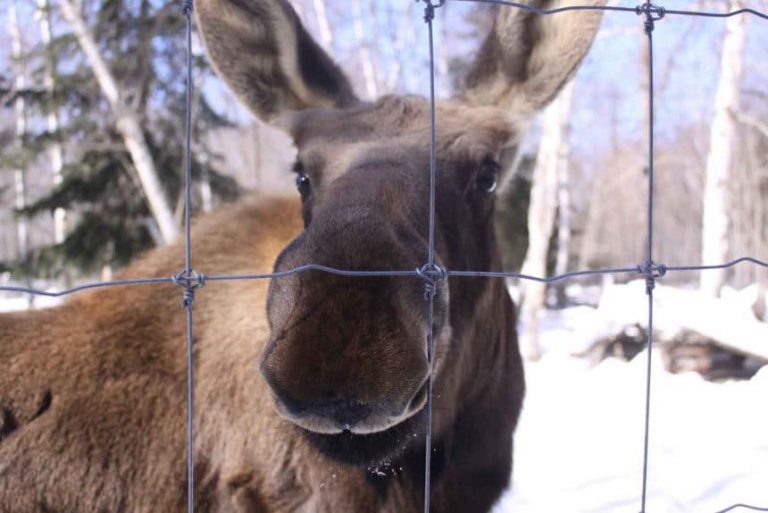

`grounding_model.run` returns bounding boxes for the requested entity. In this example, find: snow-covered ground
[0,274,63,312]
[0,293,61,312]
[494,304,768,513]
